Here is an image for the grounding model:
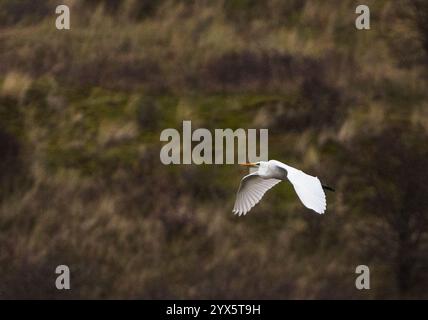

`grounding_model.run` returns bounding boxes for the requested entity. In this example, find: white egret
[233,160,334,215]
